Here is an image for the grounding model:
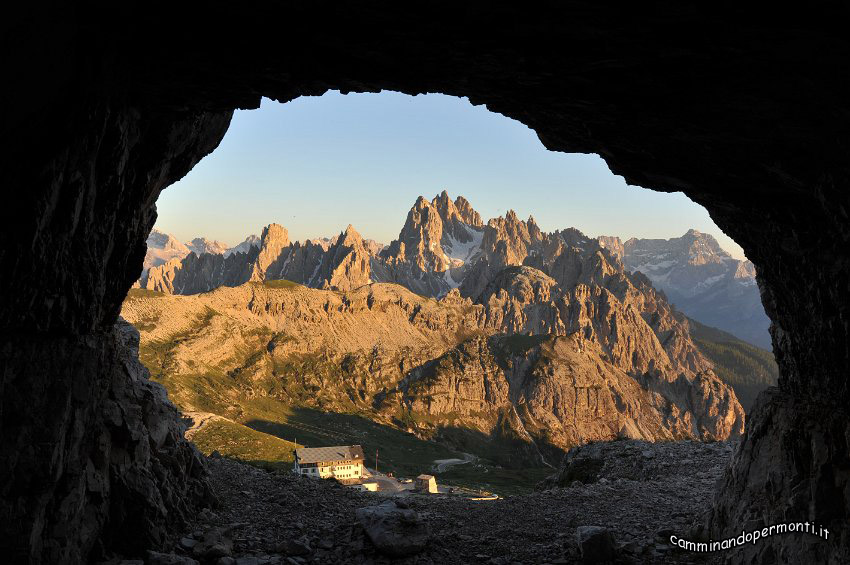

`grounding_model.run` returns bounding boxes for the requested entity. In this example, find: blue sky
[156,92,746,259]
